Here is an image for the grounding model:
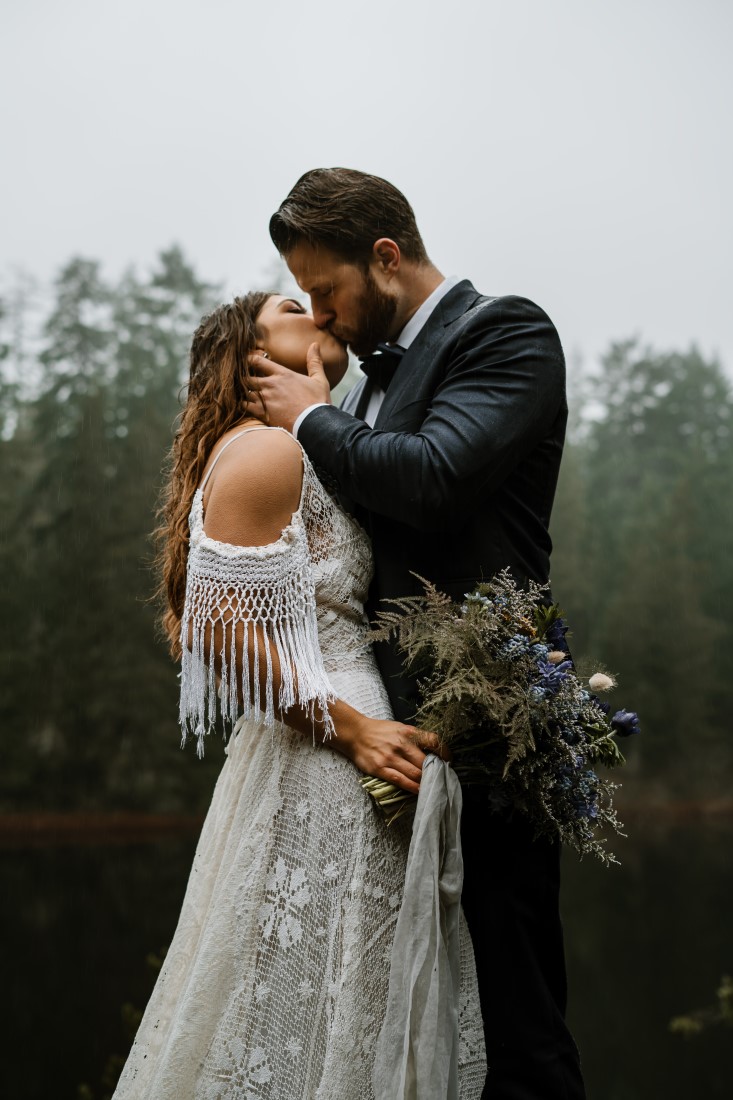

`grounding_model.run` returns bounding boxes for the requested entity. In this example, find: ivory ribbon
[372,755,463,1100]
